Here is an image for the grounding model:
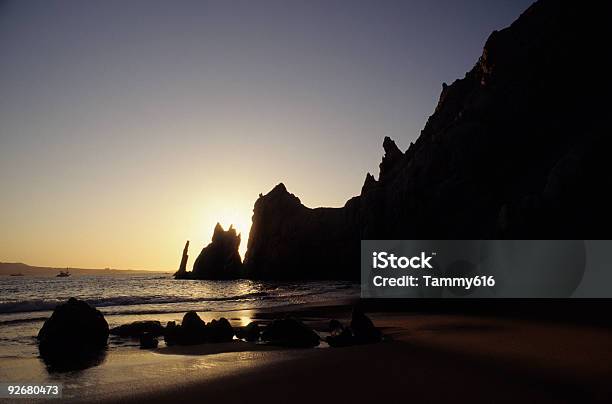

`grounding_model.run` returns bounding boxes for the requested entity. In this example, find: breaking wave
[0,291,271,314]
